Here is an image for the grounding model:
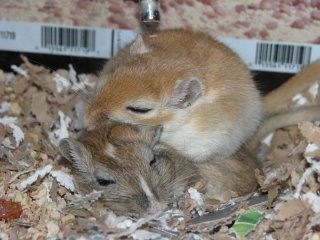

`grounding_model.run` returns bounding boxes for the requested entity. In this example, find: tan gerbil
[85,28,320,165]
[59,122,200,217]
[86,28,262,162]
